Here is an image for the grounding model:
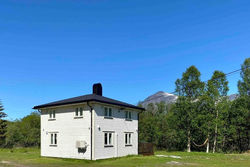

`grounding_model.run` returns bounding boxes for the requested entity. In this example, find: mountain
[140,91,238,108]
[140,91,178,107]
[228,94,238,101]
